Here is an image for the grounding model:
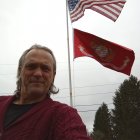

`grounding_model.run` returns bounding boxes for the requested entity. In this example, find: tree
[93,103,113,140]
[112,75,140,140]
